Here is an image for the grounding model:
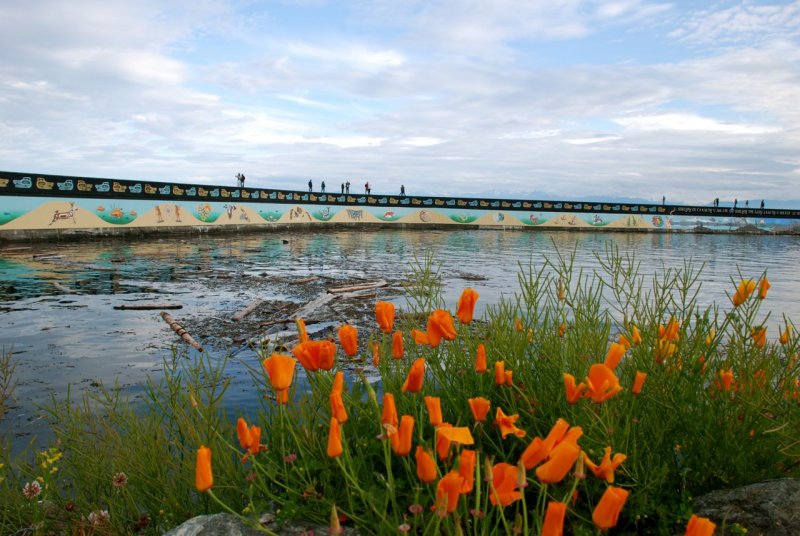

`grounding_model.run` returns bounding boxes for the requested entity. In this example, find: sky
[1,0,799,205]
